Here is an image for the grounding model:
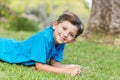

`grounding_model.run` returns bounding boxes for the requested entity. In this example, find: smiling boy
[0,11,84,76]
